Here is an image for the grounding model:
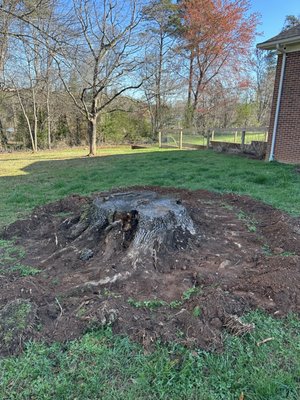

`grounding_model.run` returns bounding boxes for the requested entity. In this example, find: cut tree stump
[66,191,196,287]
